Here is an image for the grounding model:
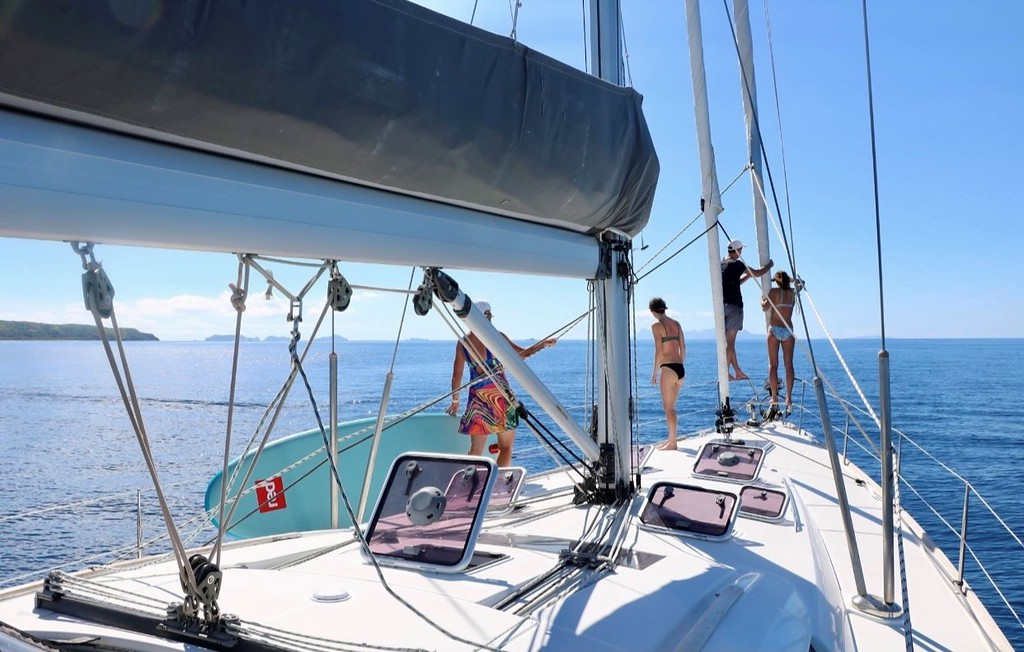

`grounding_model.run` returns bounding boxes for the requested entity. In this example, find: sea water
[1,337,1022,647]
